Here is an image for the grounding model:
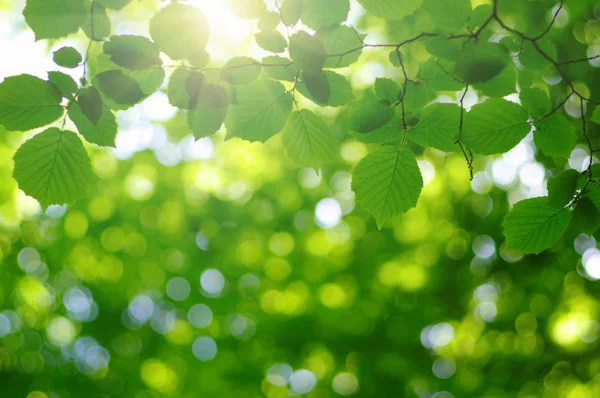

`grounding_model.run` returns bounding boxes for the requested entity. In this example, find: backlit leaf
[409,103,461,152]
[316,25,364,69]
[262,56,298,82]
[591,106,600,125]
[168,68,206,110]
[23,0,85,39]
[280,0,303,26]
[97,0,129,9]
[503,197,571,254]
[82,1,111,40]
[68,100,117,147]
[454,42,509,84]
[188,84,229,139]
[13,128,94,208]
[53,46,82,69]
[0,74,63,131]
[571,198,600,235]
[472,64,516,98]
[150,3,210,60]
[49,71,78,98]
[423,0,471,31]
[301,0,349,30]
[222,57,262,85]
[255,31,287,53]
[77,87,103,125]
[339,99,395,134]
[301,70,330,105]
[374,78,401,103]
[225,79,293,142]
[352,146,423,228]
[104,35,162,70]
[356,0,422,20]
[461,99,530,154]
[282,109,338,169]
[95,69,145,105]
[534,114,576,158]
[289,31,326,71]
[547,169,578,209]
[298,70,352,107]
[520,87,551,119]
